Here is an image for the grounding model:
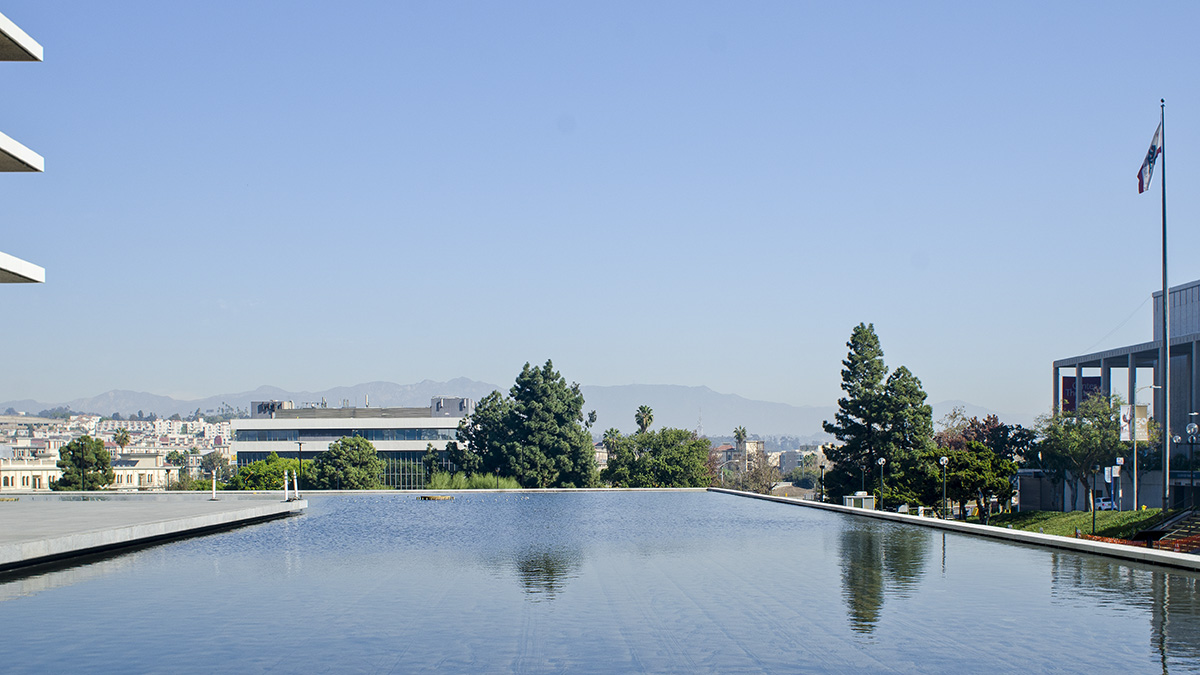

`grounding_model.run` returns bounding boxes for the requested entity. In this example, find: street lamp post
[295,441,304,497]
[1187,419,1198,510]
[877,457,886,509]
[940,456,949,519]
[819,463,826,503]
[1092,464,1100,535]
[1172,435,1183,511]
